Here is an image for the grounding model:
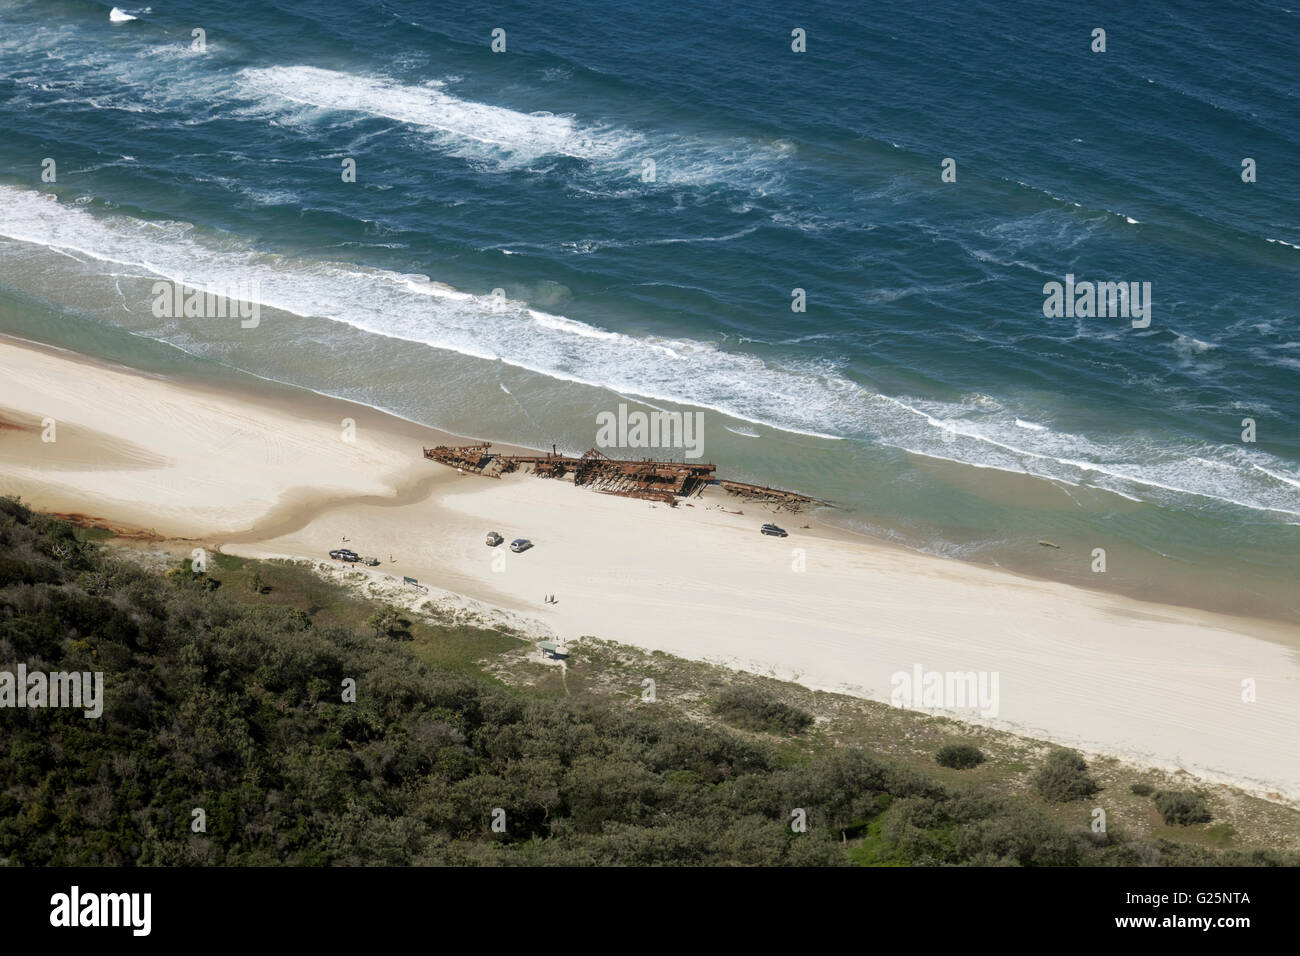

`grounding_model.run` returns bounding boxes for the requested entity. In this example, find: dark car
[510,538,533,553]
[329,548,360,562]
[485,531,504,547]
[760,524,788,537]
